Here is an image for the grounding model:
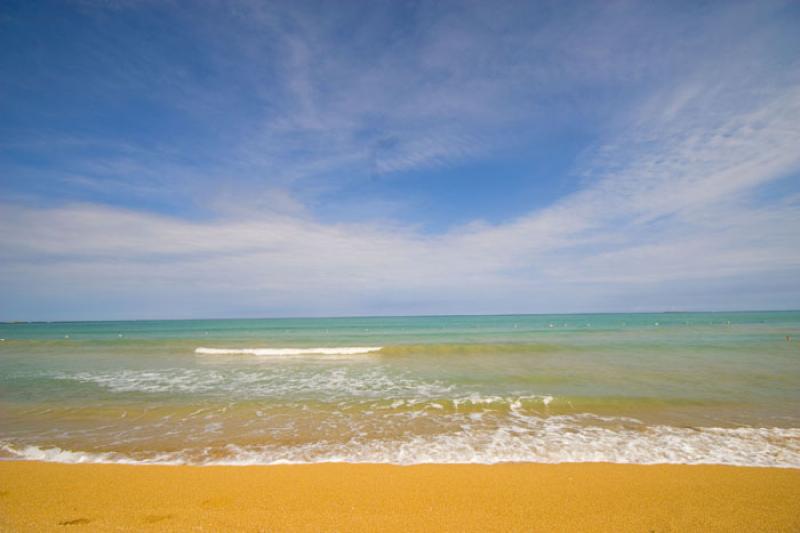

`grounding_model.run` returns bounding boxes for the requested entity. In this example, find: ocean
[1,312,798,466]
